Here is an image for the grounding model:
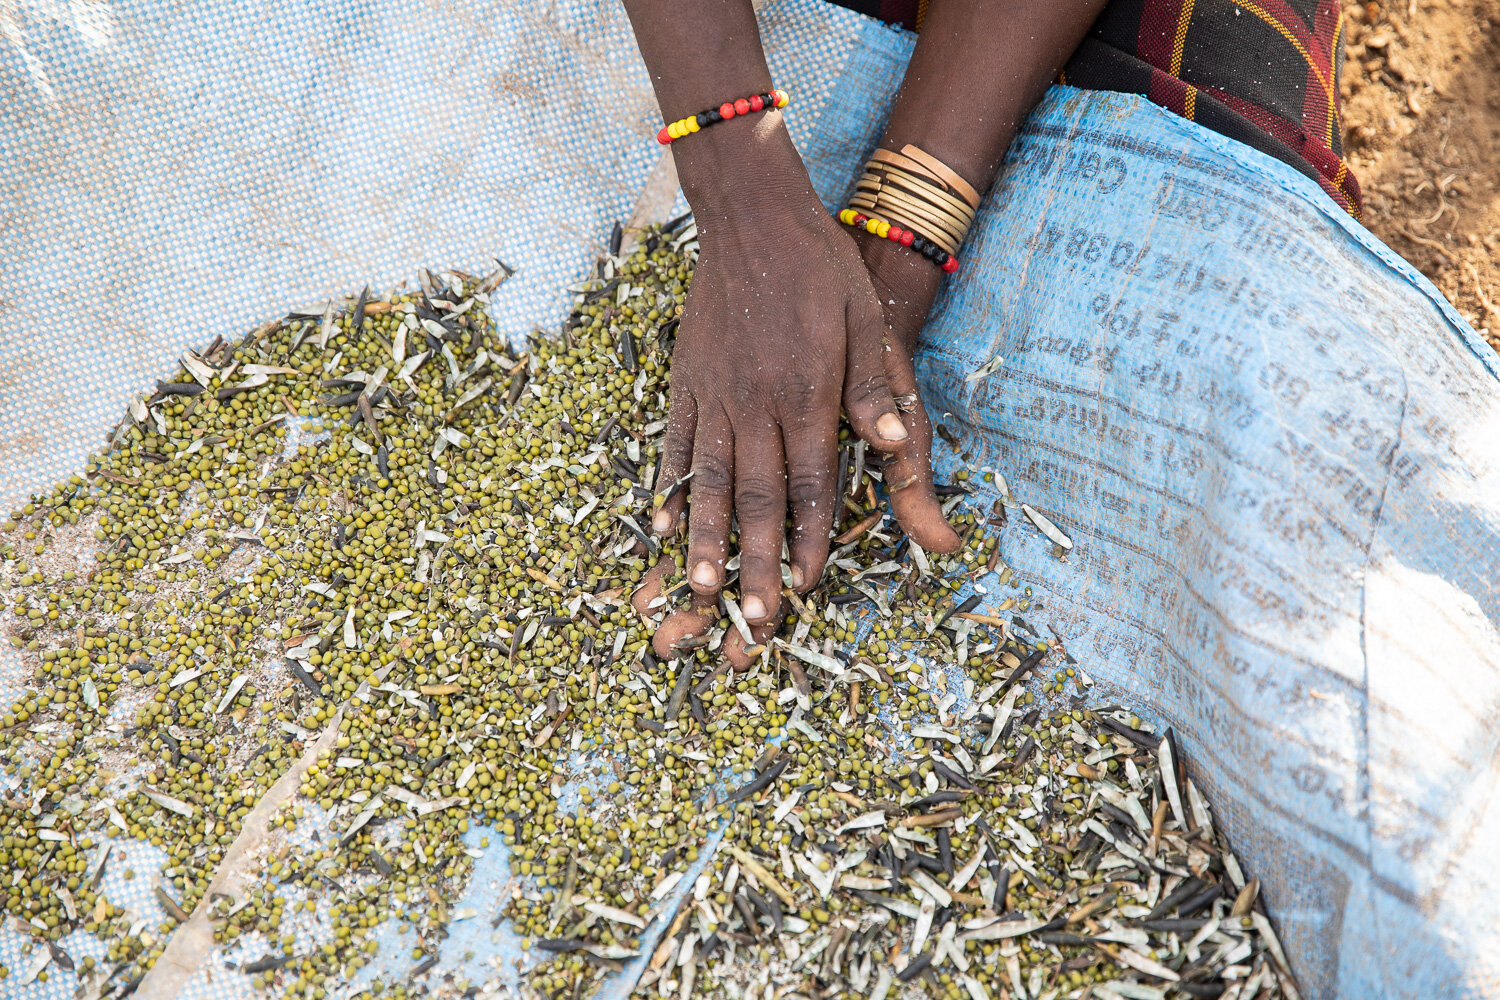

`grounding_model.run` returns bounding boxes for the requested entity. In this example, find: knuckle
[667,367,695,401]
[854,313,888,347]
[692,453,732,494]
[663,433,693,468]
[728,371,760,409]
[734,477,783,525]
[777,373,825,418]
[846,371,891,410]
[787,468,827,509]
[738,558,779,589]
